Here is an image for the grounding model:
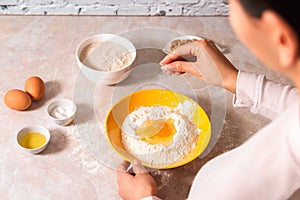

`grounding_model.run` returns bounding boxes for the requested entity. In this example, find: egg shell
[4,89,32,111]
[25,76,45,101]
